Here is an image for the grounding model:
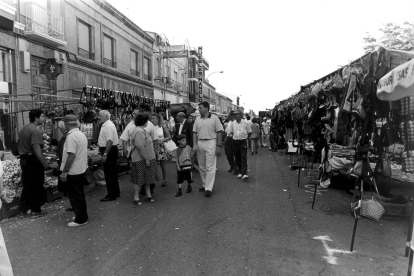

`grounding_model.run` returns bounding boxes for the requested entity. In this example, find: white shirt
[120,120,155,145]
[98,120,119,147]
[225,120,234,137]
[229,120,251,140]
[178,119,186,135]
[60,128,88,175]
